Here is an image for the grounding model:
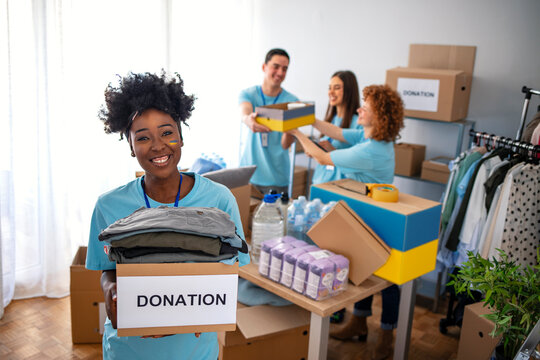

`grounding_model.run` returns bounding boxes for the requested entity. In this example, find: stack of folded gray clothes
[98,206,248,264]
